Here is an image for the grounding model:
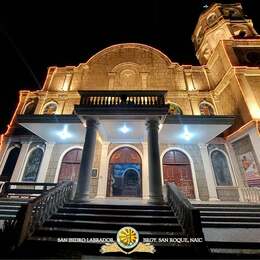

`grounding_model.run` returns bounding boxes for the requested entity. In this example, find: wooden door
[163,150,195,199]
[58,149,82,182]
